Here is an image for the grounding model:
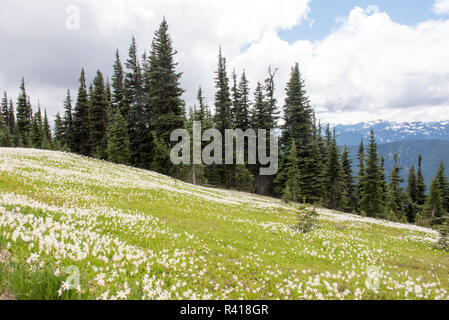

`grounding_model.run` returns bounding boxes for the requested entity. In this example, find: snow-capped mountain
[332,120,449,146]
